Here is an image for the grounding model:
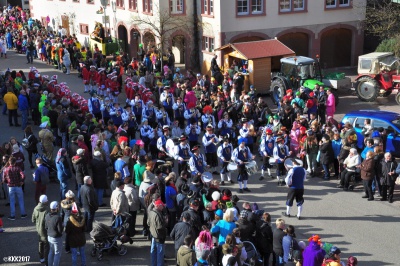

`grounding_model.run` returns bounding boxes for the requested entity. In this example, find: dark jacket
[236,218,255,242]
[378,159,398,186]
[170,221,193,251]
[72,155,88,185]
[65,214,86,248]
[360,157,375,180]
[319,141,334,165]
[148,207,167,243]
[80,184,98,212]
[90,157,109,189]
[175,177,188,194]
[272,227,285,257]
[255,220,273,255]
[61,198,75,226]
[45,212,64,238]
